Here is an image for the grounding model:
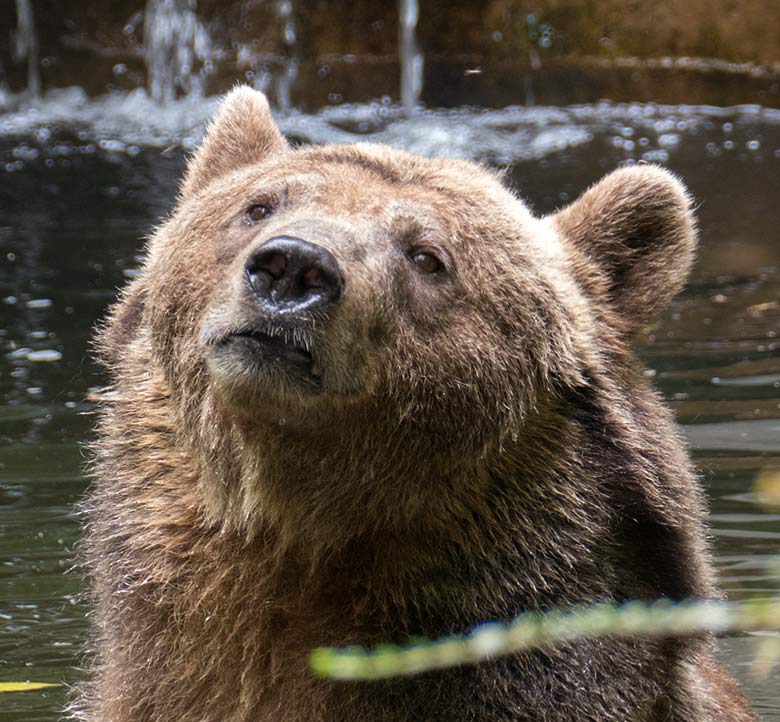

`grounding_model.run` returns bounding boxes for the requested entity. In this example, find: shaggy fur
[78,87,757,722]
